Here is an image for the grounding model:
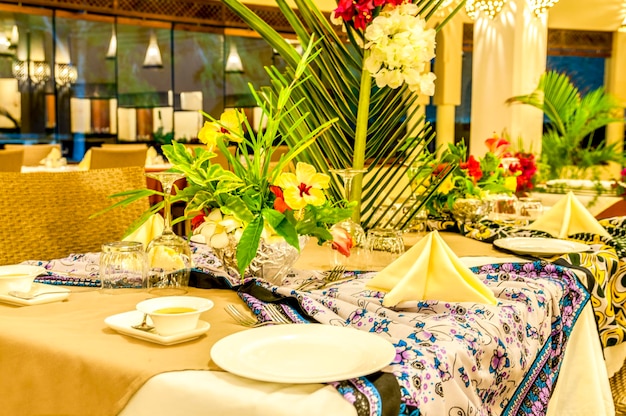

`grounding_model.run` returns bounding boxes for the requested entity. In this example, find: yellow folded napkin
[122,213,165,248]
[524,191,610,238]
[78,149,91,170]
[145,146,158,166]
[40,147,62,164]
[366,230,497,307]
